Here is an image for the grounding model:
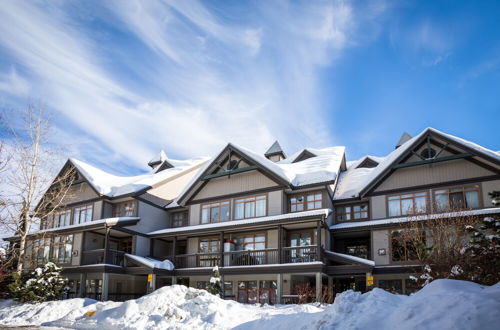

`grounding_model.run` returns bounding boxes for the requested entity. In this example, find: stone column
[102,273,109,301]
[315,272,322,303]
